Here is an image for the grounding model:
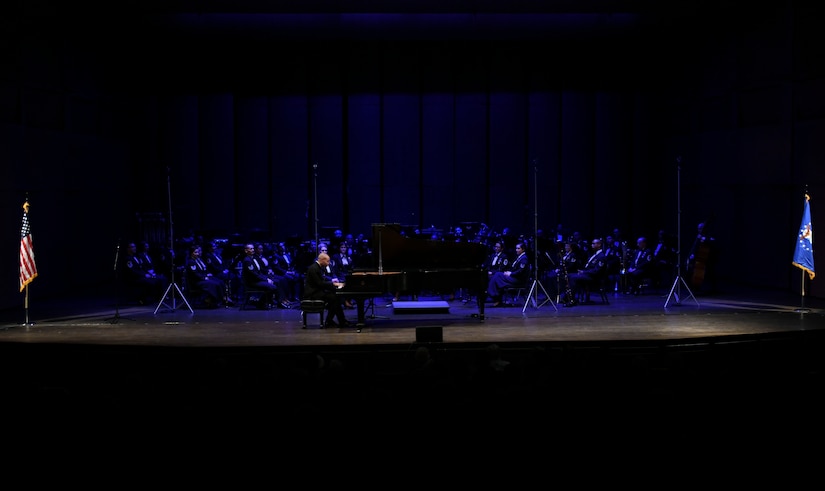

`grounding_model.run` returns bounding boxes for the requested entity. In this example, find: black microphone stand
[523,164,557,312]
[665,156,699,308]
[155,166,193,315]
[105,238,134,324]
[313,162,320,255]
